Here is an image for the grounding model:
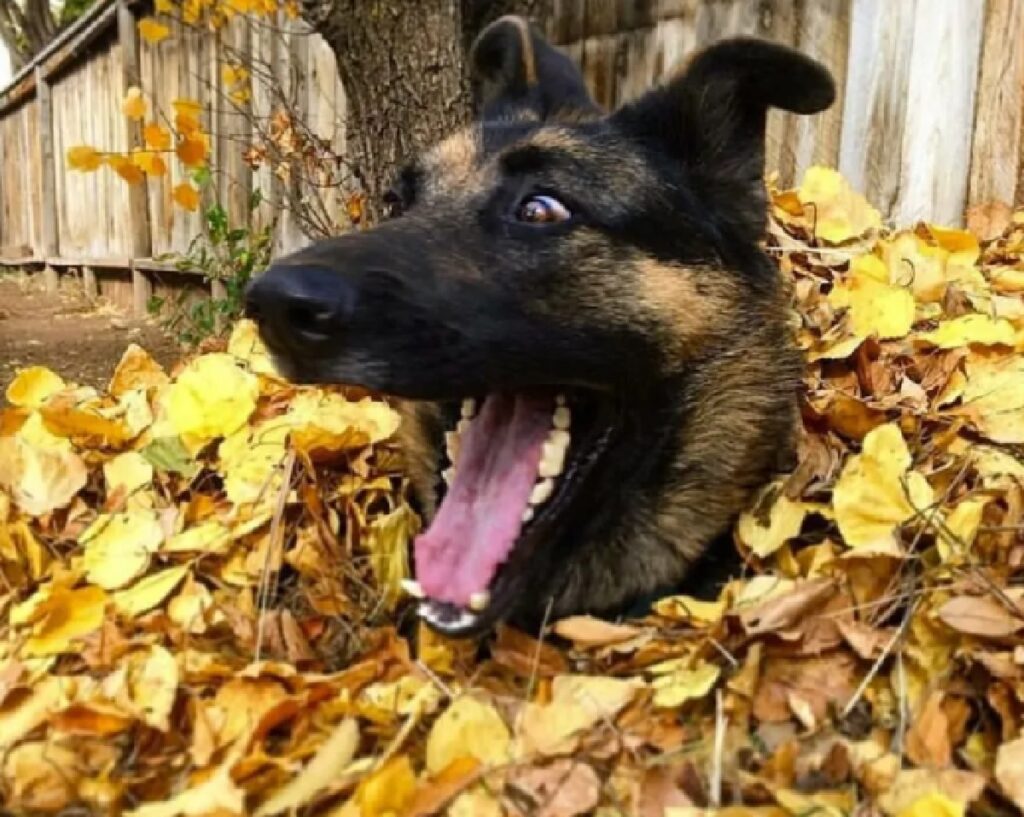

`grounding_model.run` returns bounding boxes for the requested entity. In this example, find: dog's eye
[516,194,571,224]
